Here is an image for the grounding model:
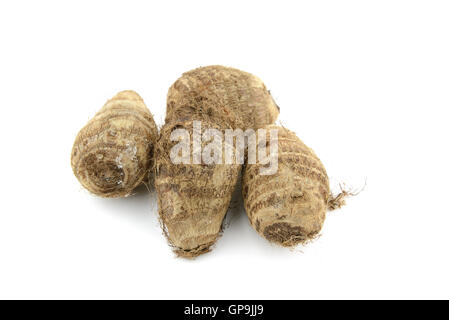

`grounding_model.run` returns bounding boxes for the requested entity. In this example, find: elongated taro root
[71,90,158,198]
[243,125,332,246]
[166,65,280,130]
[155,120,240,257]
